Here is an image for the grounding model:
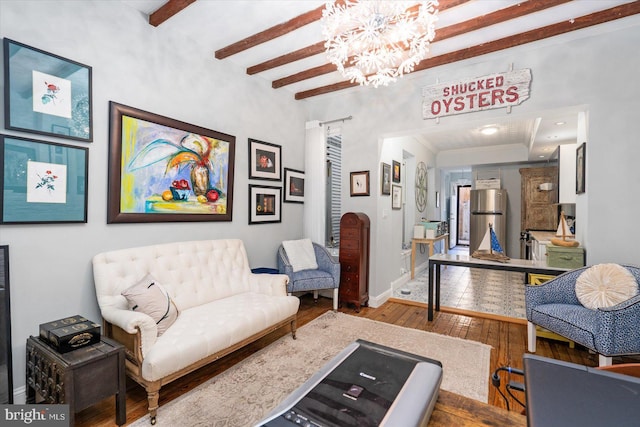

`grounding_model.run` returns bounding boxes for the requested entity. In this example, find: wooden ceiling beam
[246,0,468,75]
[295,2,640,100]
[149,0,197,27]
[214,4,326,59]
[275,0,570,89]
